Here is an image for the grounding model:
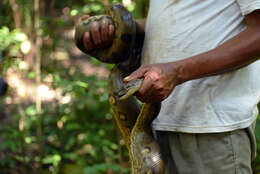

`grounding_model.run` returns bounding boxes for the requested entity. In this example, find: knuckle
[101,25,106,31]
[85,32,90,38]
[109,25,115,35]
[83,33,90,42]
[152,74,160,81]
[102,19,108,26]
[134,70,142,76]
[109,24,114,29]
[138,89,145,95]
[140,65,148,69]
[92,22,99,32]
[155,84,163,90]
